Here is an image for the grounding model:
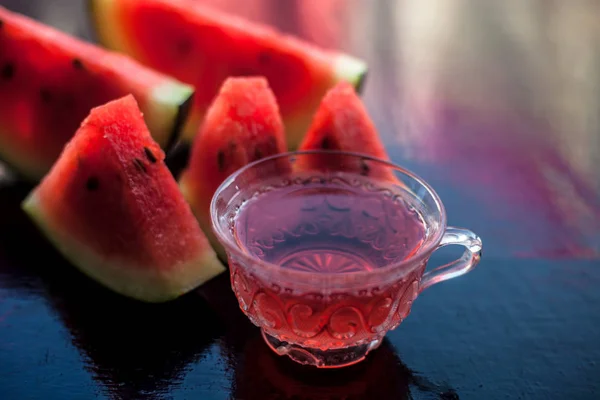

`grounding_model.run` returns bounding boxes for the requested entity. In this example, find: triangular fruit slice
[179,77,288,259]
[22,95,225,303]
[299,82,389,158]
[0,6,193,181]
[298,82,396,181]
[89,0,367,149]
